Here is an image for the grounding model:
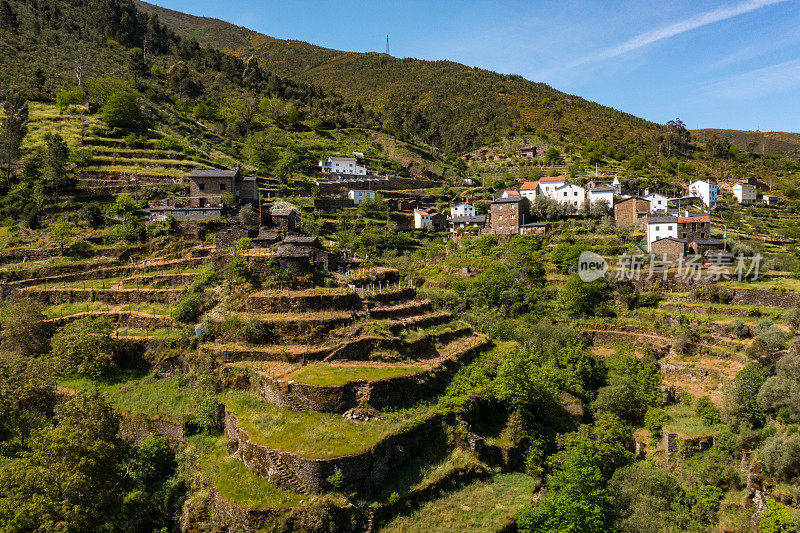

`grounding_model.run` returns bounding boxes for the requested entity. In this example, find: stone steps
[264,448,308,494]
[274,380,306,412]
